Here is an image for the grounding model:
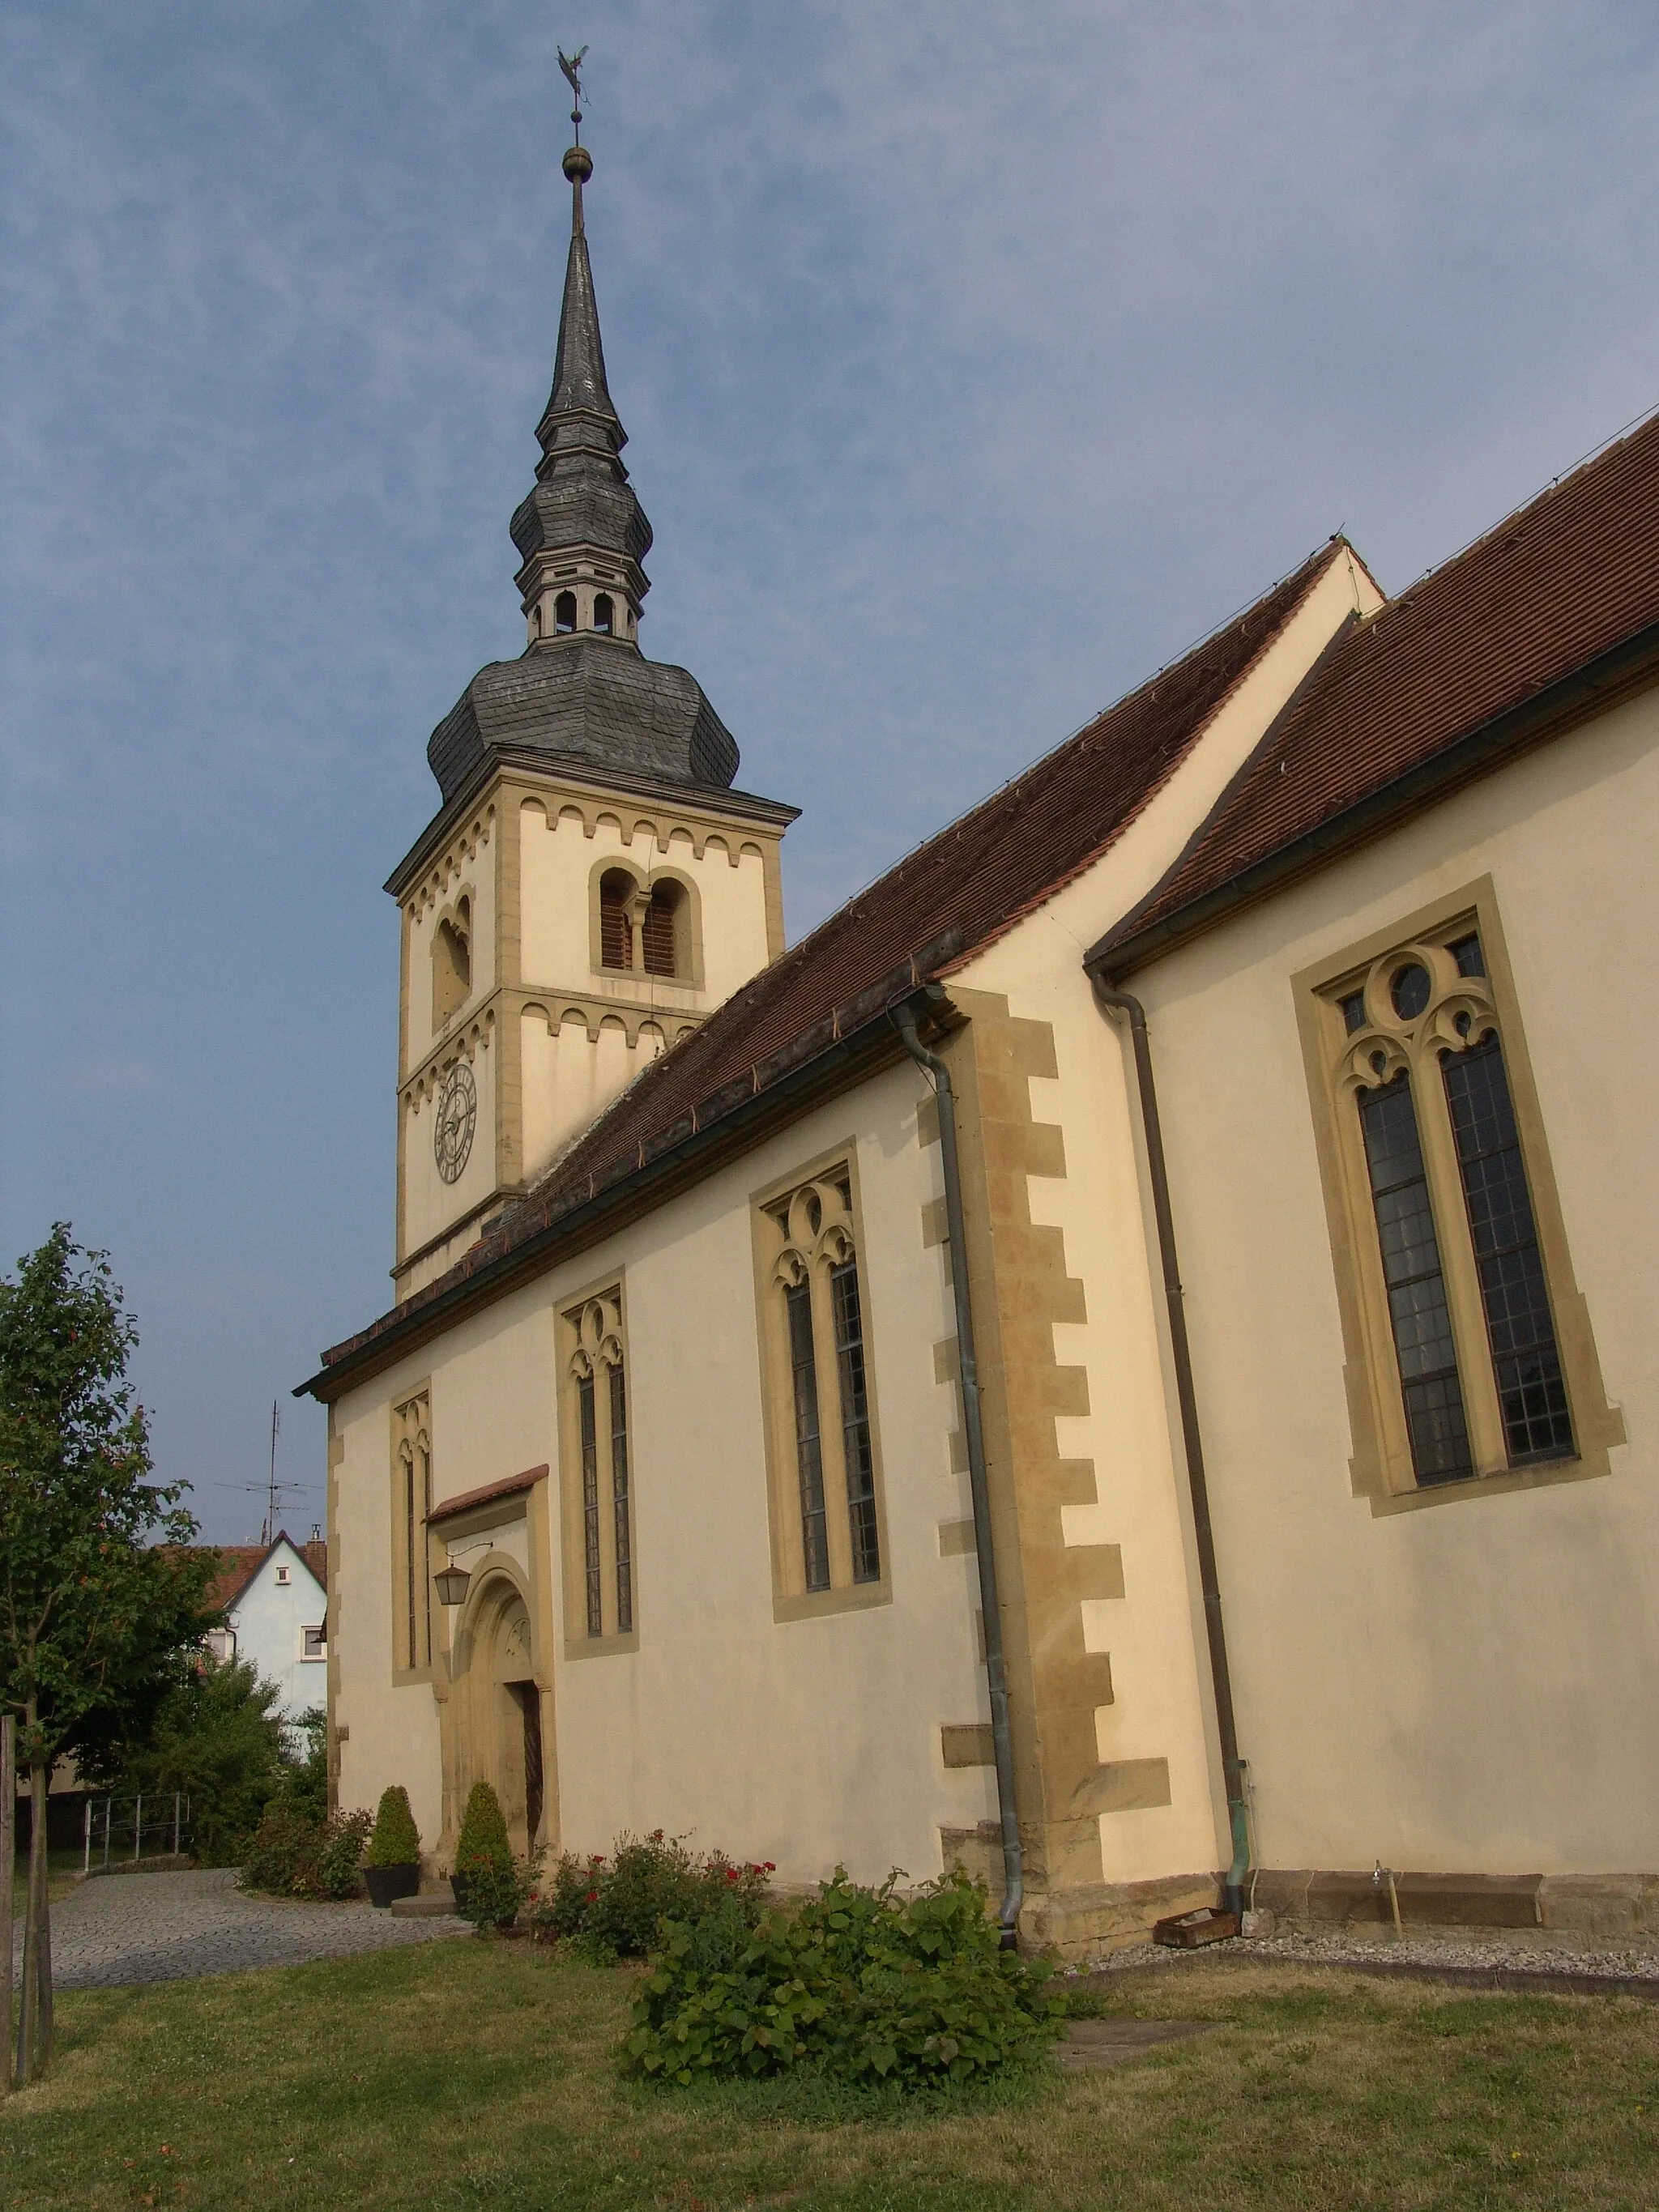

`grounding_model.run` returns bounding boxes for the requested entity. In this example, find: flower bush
[364,1785,420,1869]
[452,1779,526,1929]
[241,1802,370,1899]
[526,1830,773,1958]
[623,1867,1064,2090]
